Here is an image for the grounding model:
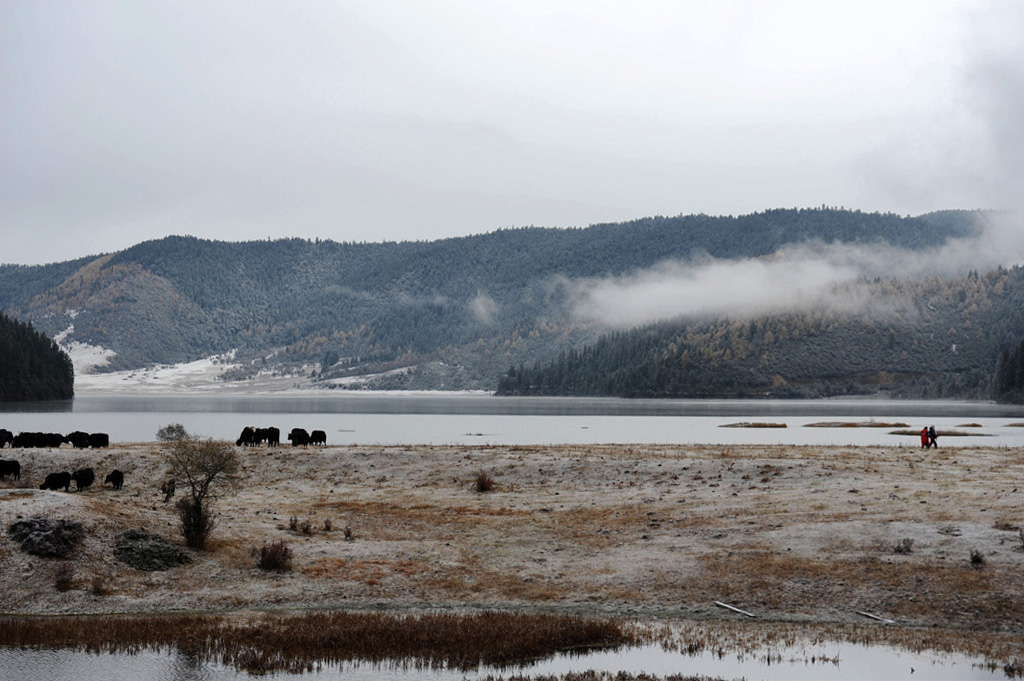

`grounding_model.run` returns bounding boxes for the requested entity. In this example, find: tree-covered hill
[0,208,993,394]
[498,267,1024,399]
[0,312,74,401]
